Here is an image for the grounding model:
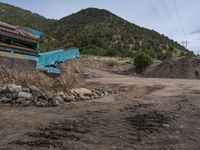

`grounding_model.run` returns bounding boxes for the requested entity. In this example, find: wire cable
[172,0,186,36]
[160,0,179,35]
[148,0,171,33]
